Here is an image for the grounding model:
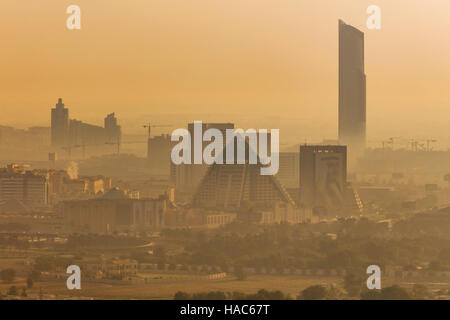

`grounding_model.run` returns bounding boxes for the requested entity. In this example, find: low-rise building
[238,202,312,224]
[0,164,48,206]
[63,188,166,234]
